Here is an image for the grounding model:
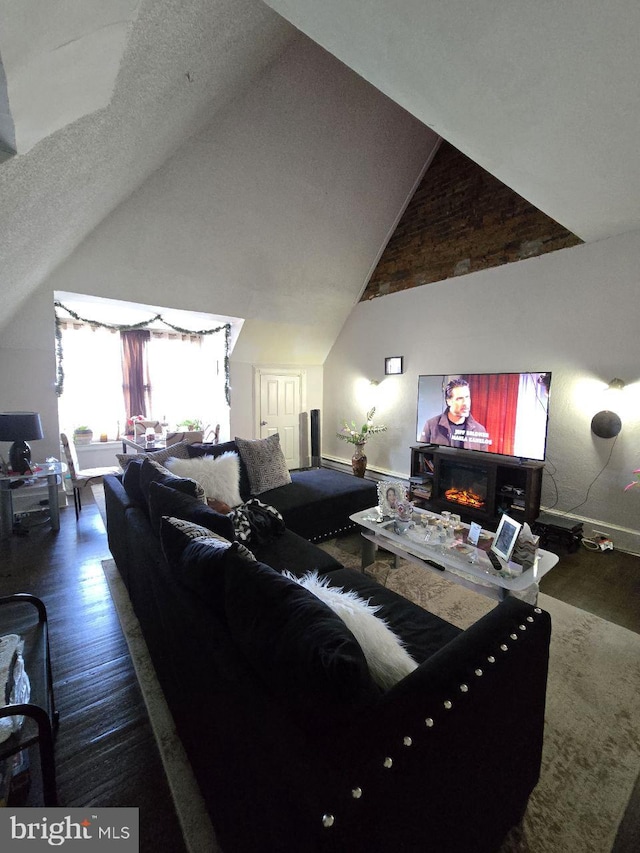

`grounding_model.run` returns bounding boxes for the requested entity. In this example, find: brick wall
[361,141,582,301]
